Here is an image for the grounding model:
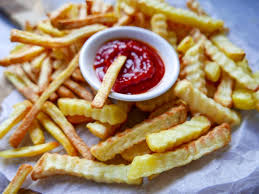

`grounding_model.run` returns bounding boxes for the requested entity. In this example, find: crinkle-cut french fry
[0,101,32,139]
[232,89,256,110]
[37,112,77,156]
[38,57,52,93]
[58,98,127,125]
[254,90,259,112]
[42,102,93,159]
[87,121,116,140]
[183,42,207,94]
[121,0,223,32]
[92,55,127,108]
[147,116,211,152]
[91,0,113,14]
[237,58,252,75]
[116,101,133,113]
[177,36,194,54]
[79,3,87,19]
[204,60,221,82]
[133,12,146,28]
[57,13,118,29]
[3,164,33,194]
[136,86,176,112]
[0,46,45,66]
[64,79,93,101]
[173,80,240,126]
[168,21,193,42]
[210,33,245,62]
[49,3,75,26]
[31,153,142,184]
[32,52,48,70]
[116,0,136,16]
[121,141,151,162]
[11,24,107,48]
[186,0,207,16]
[57,85,77,98]
[9,54,79,148]
[214,73,234,107]
[206,81,217,98]
[67,115,93,124]
[72,68,85,82]
[0,142,59,158]
[167,31,177,48]
[191,29,258,91]
[22,62,37,83]
[4,71,39,102]
[151,14,168,39]
[38,20,67,37]
[29,120,45,145]
[91,104,187,161]
[113,14,132,26]
[128,123,231,179]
